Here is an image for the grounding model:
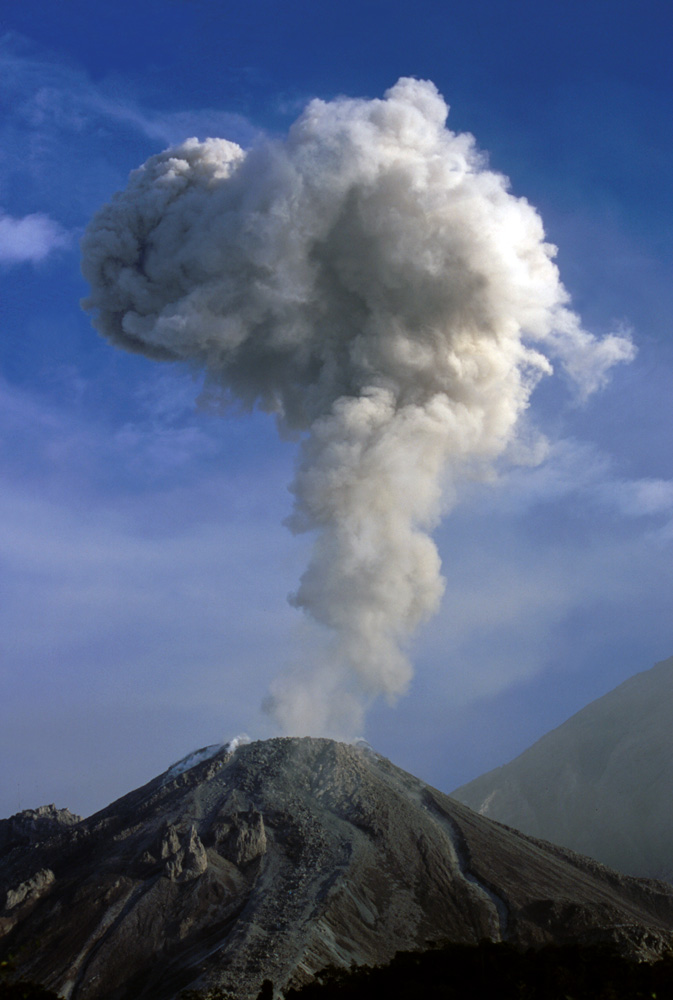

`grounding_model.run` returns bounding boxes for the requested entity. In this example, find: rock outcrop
[3,737,673,999]
[0,805,82,859]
